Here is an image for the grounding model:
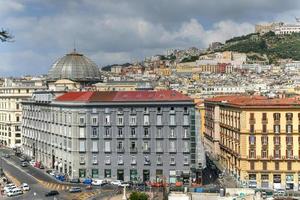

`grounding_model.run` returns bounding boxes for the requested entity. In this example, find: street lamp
[122,185,127,200]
